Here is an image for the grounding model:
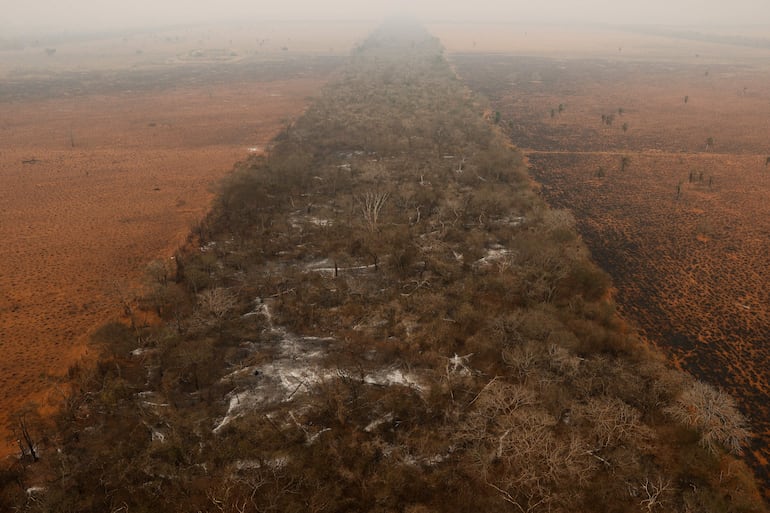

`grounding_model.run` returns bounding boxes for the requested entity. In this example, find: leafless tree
[456,379,596,512]
[665,380,750,455]
[575,396,650,450]
[638,476,673,512]
[146,259,171,286]
[358,191,389,232]
[193,287,238,336]
[11,407,42,462]
[502,344,539,381]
